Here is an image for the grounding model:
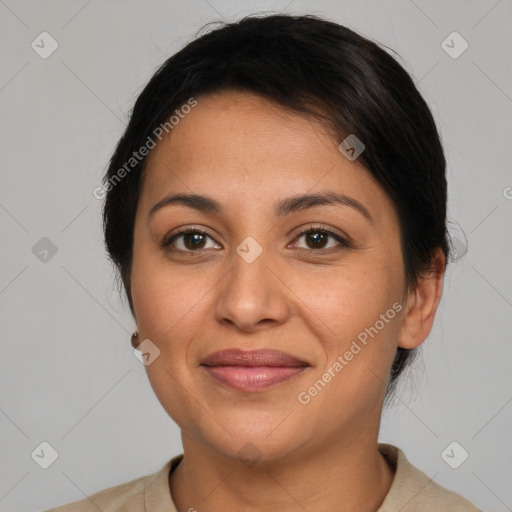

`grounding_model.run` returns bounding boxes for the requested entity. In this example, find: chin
[187,412,310,466]
[211,435,303,469]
